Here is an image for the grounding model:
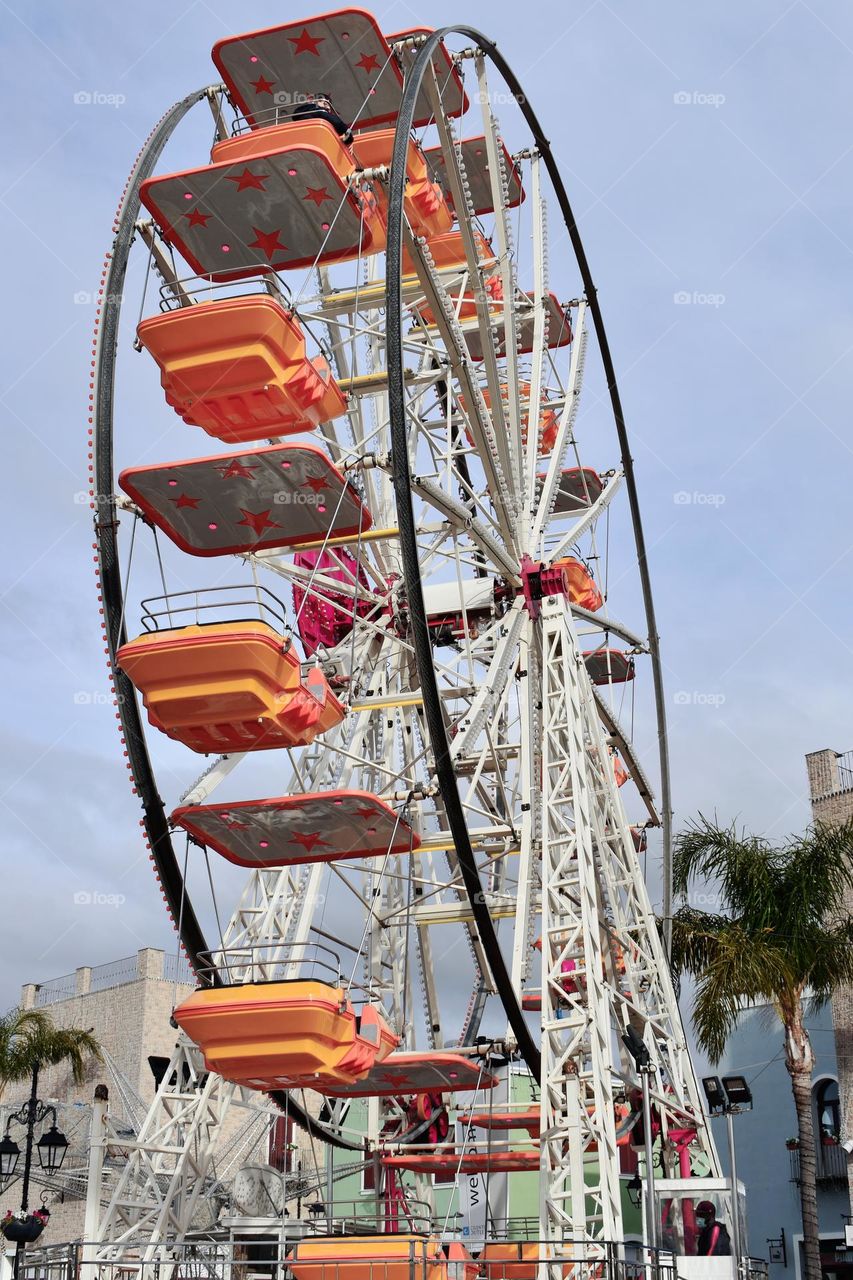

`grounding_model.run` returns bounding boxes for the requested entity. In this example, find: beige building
[1,948,316,1250]
[805,747,853,1213]
[1,948,196,1246]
